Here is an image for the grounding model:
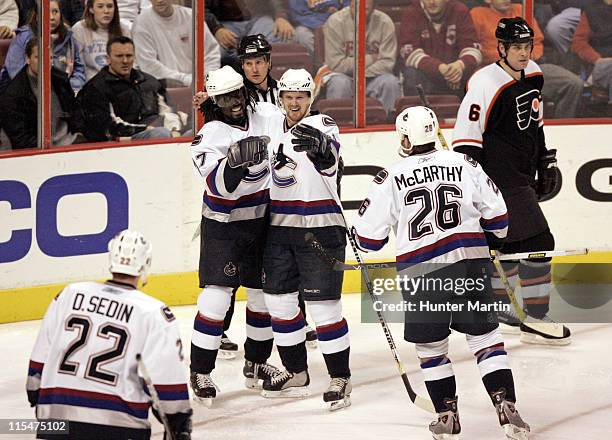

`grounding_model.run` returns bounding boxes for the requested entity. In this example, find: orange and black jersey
[452,60,547,189]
